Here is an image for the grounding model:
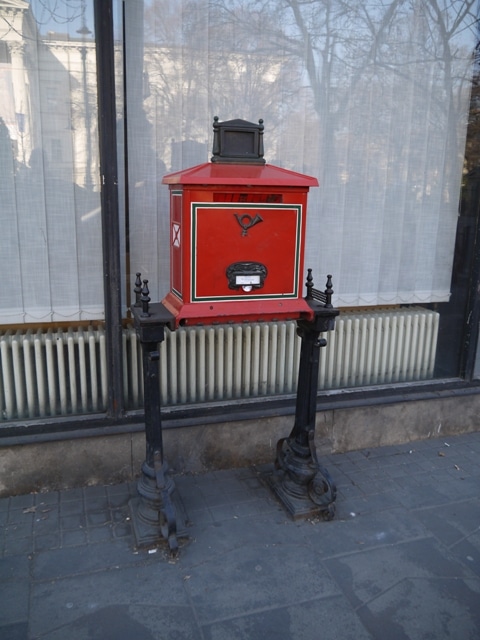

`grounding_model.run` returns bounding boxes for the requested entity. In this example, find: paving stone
[86,510,111,527]
[32,538,137,581]
[111,507,129,524]
[34,533,61,552]
[0,579,29,625]
[60,513,86,530]
[413,498,480,547]
[29,563,190,638]
[3,536,33,556]
[185,508,304,555]
[107,492,131,509]
[202,595,373,640]
[35,492,60,507]
[185,507,216,526]
[59,488,84,502]
[342,472,400,495]
[37,604,202,640]
[9,494,35,510]
[178,487,210,513]
[358,577,480,639]
[336,491,403,516]
[60,500,84,516]
[5,518,33,539]
[62,529,88,547]
[0,621,29,640]
[449,532,480,578]
[337,483,365,500]
[85,496,110,512]
[88,525,114,543]
[185,543,340,625]
[324,537,473,609]
[393,480,454,509]
[0,555,30,581]
[326,468,352,488]
[83,485,108,499]
[106,483,132,498]
[33,510,60,535]
[2,431,480,640]
[112,522,132,539]
[299,507,430,558]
